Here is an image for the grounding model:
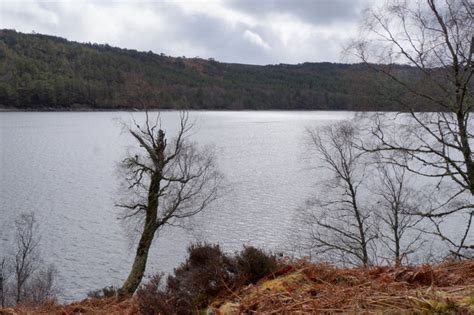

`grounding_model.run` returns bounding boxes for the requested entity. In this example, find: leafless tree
[302,122,376,266]
[0,213,59,307]
[118,111,222,296]
[24,264,59,305]
[351,0,473,258]
[421,185,473,259]
[13,213,40,304]
[0,257,9,308]
[371,161,426,266]
[299,122,430,266]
